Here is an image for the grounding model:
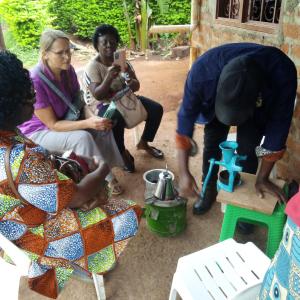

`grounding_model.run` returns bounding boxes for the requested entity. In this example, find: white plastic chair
[0,232,31,300]
[0,232,106,300]
[169,238,271,300]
